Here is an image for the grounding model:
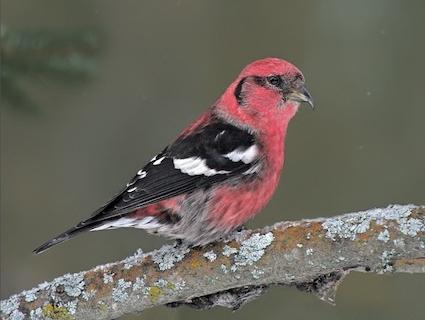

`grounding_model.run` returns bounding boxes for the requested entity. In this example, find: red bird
[34,57,313,254]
